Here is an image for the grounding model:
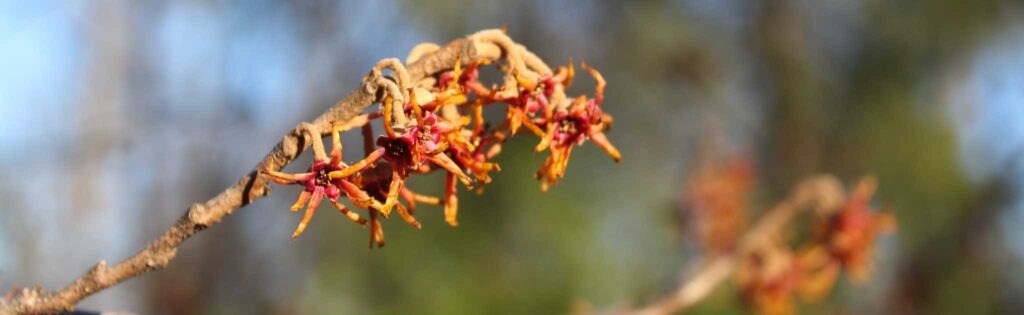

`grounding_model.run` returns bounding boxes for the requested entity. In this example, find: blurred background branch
[632,175,846,315]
